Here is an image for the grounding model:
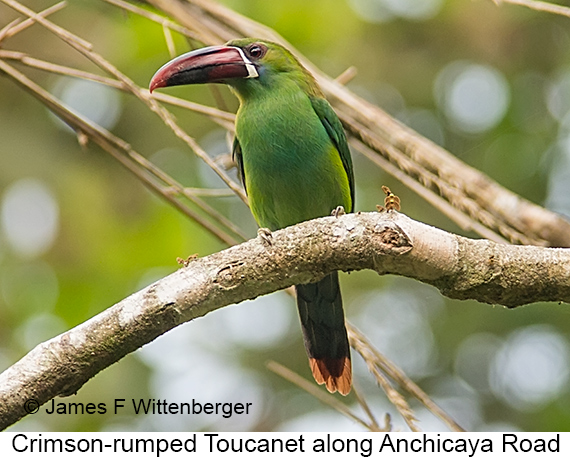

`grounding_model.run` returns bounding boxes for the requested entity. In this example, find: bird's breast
[235,94,351,230]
